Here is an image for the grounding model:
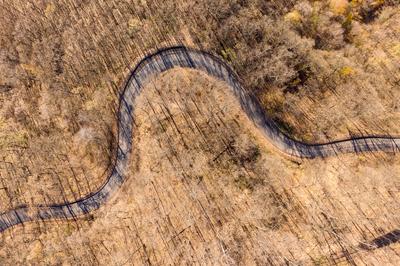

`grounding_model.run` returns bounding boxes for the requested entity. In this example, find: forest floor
[0,0,400,265]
